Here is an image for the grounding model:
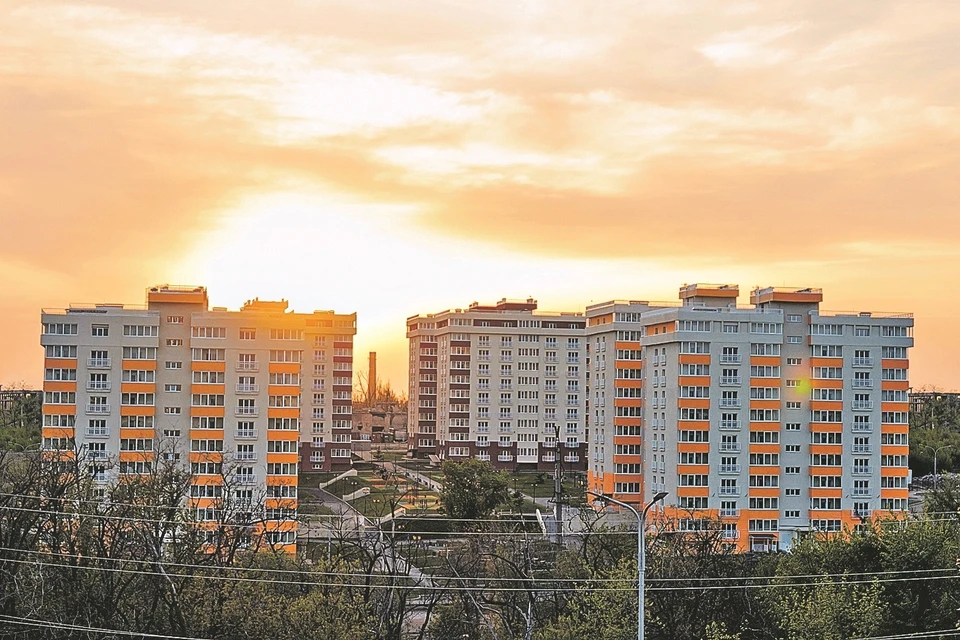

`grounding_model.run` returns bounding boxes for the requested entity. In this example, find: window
[191,348,225,362]
[123,347,157,360]
[91,324,109,337]
[167,316,183,324]
[270,329,304,341]
[44,323,78,335]
[750,323,782,335]
[164,407,181,415]
[192,326,227,339]
[788,336,802,344]
[164,384,182,393]
[787,314,802,323]
[123,325,158,337]
[811,324,843,336]
[855,325,870,337]
[239,328,256,340]
[678,320,711,332]
[785,423,801,431]
[786,358,802,366]
[165,361,183,370]
[812,345,843,357]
